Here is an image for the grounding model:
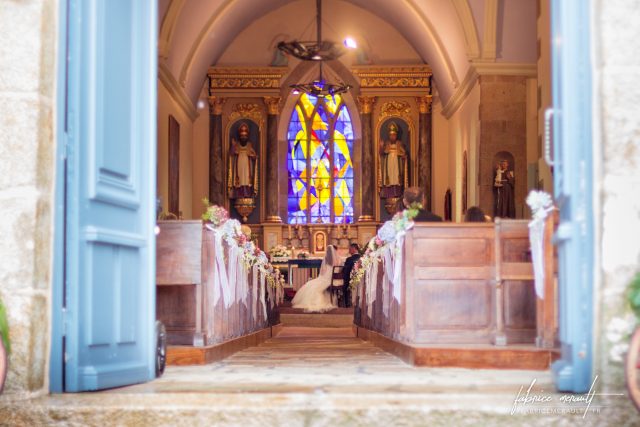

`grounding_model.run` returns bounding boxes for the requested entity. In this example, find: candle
[288,225,292,240]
